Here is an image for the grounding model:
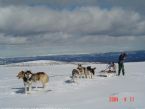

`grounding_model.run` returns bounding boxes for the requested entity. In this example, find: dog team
[16,64,96,94]
[72,64,96,81]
